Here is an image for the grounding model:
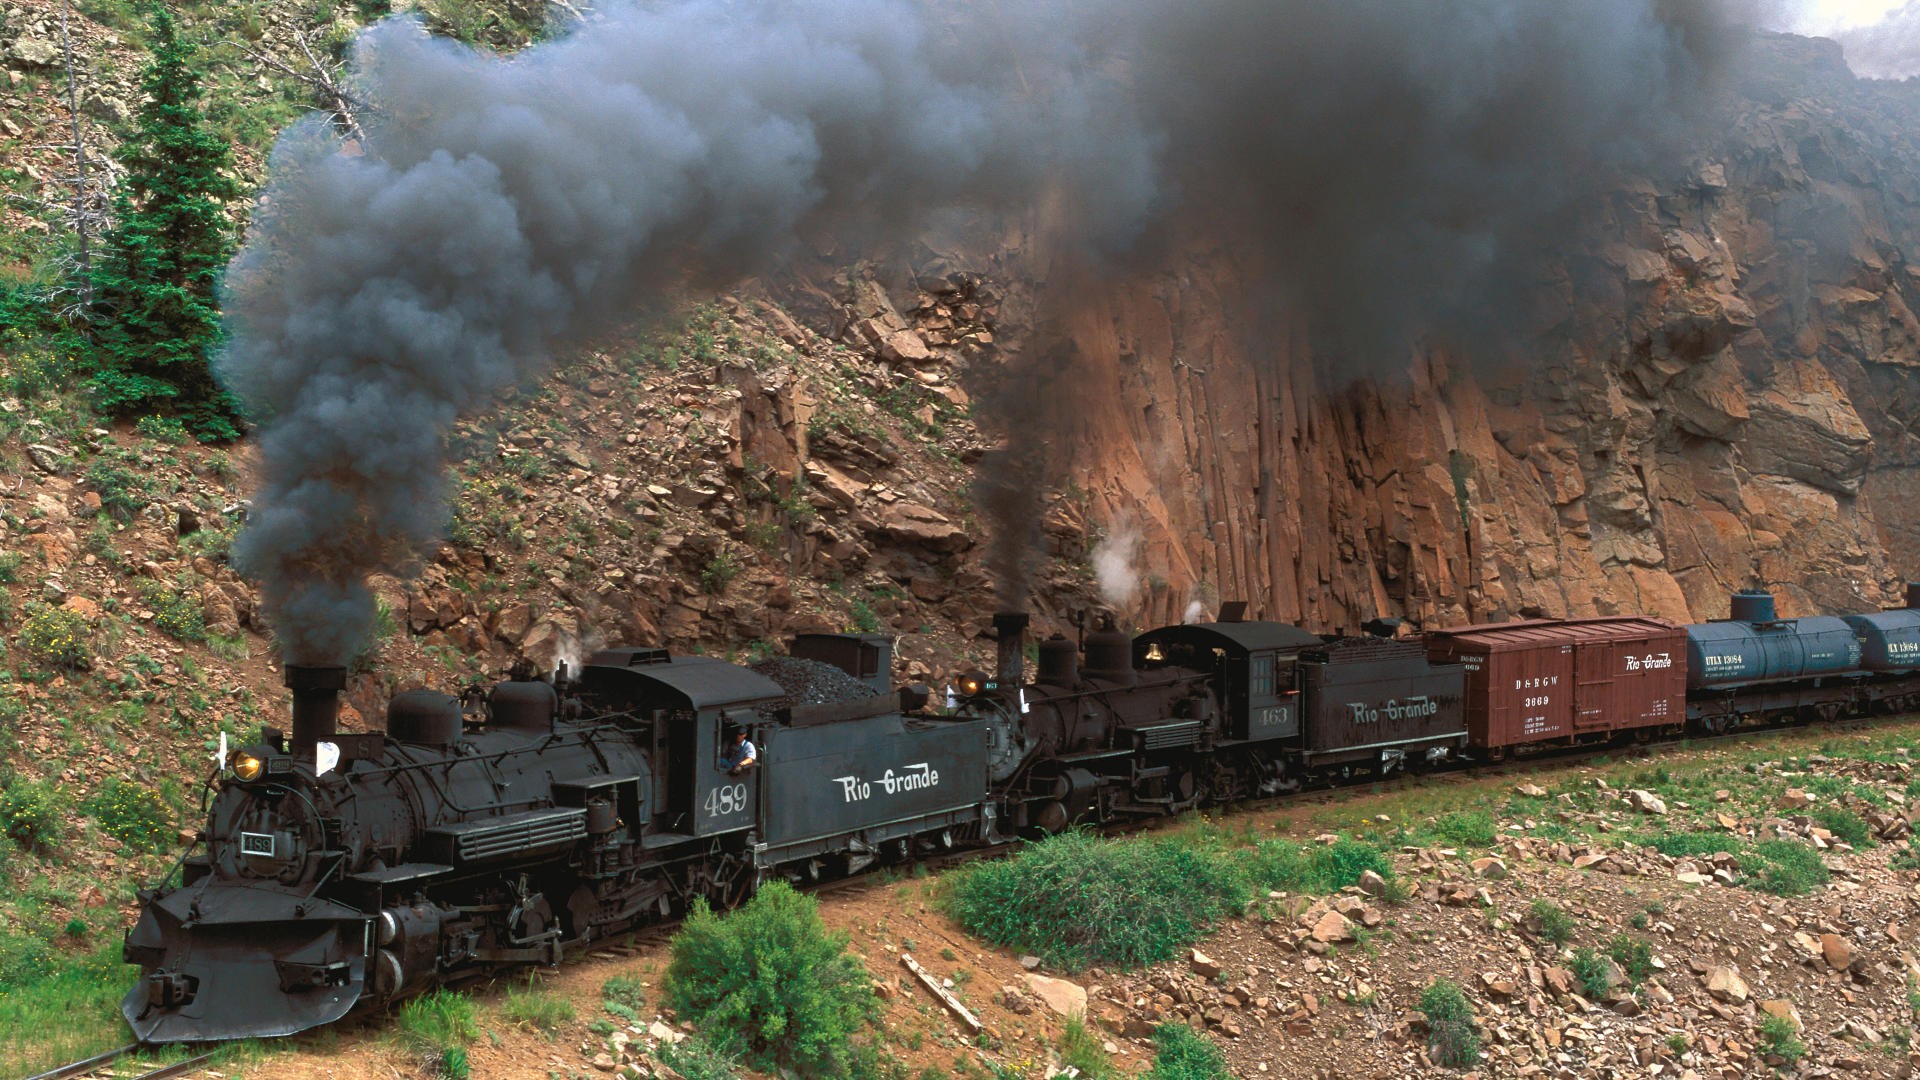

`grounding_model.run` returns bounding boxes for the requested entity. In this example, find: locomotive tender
[123,584,1920,1043]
